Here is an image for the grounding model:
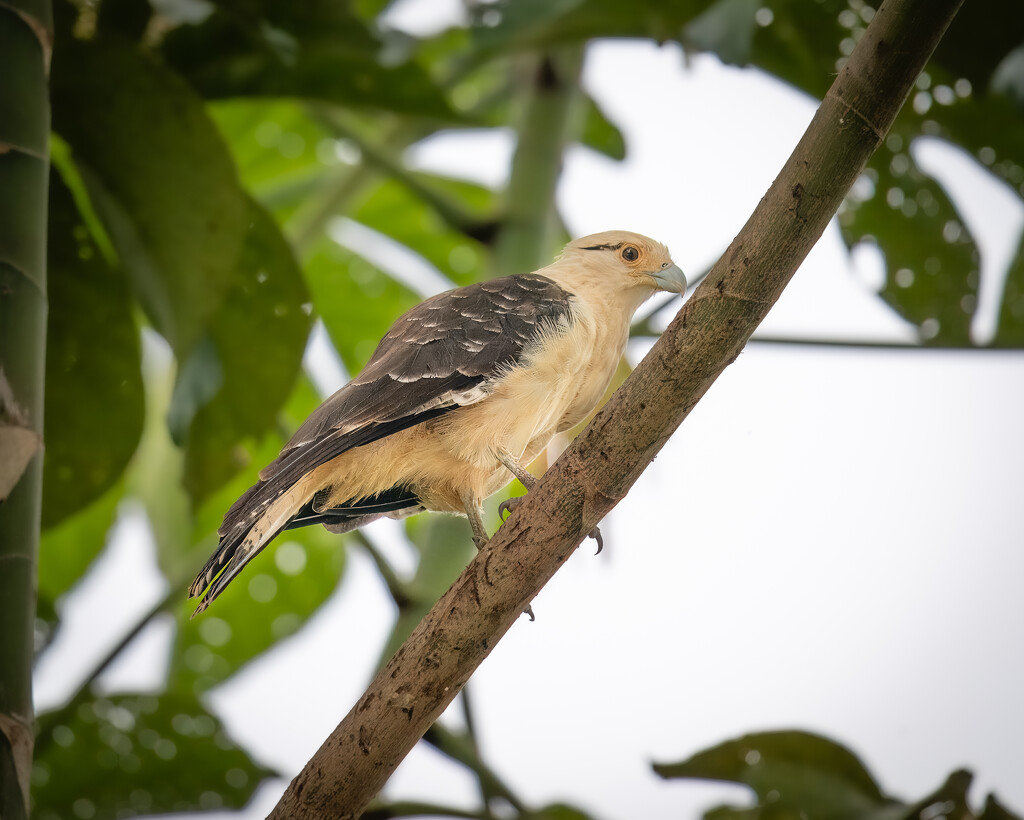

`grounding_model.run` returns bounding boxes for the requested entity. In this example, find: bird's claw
[498,495,522,520]
[501,495,603,554]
